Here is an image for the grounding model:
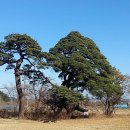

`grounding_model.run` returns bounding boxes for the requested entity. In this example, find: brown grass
[0,109,130,130]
